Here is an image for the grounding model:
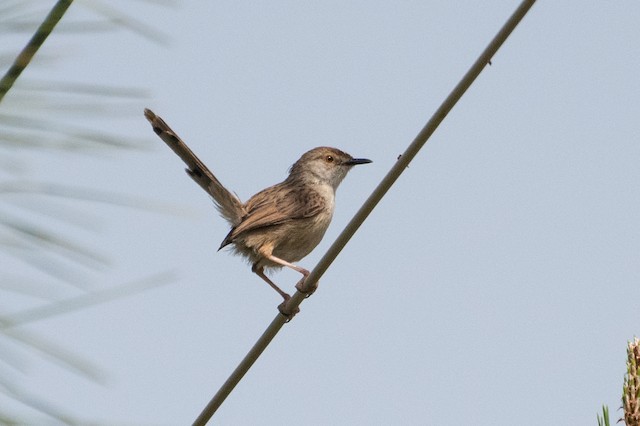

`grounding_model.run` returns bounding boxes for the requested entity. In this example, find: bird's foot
[278,295,300,322]
[295,277,318,298]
